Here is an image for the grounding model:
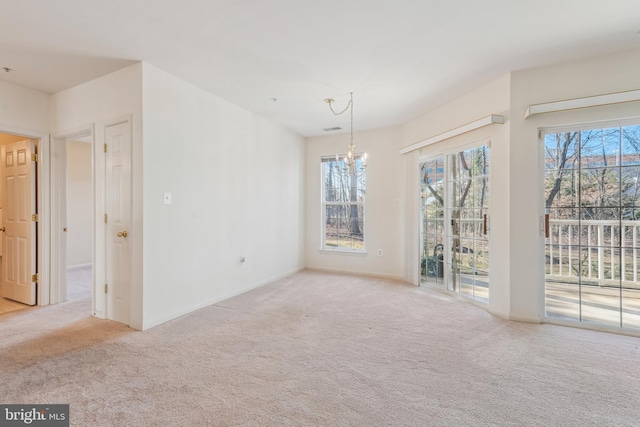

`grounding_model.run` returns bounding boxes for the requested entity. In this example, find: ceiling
[1,1,639,137]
